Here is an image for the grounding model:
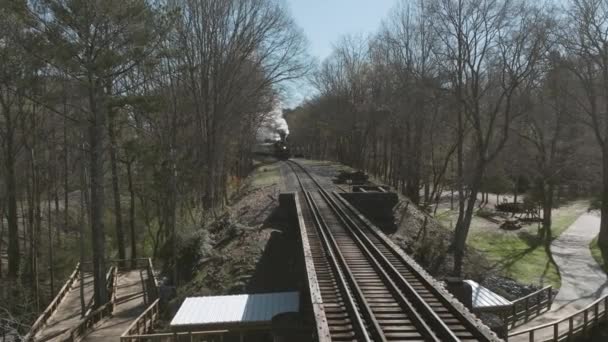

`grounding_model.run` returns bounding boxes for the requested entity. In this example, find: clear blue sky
[286,0,396,61]
[282,0,396,107]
